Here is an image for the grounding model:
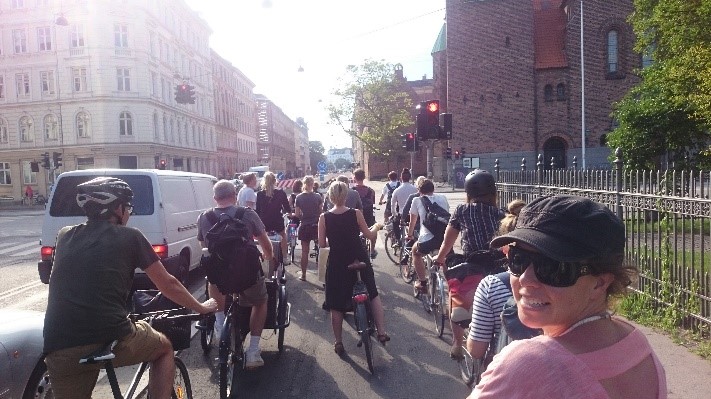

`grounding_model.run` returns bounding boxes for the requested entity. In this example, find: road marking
[0,241,37,254]
[0,242,17,249]
[0,279,44,301]
[12,247,41,257]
